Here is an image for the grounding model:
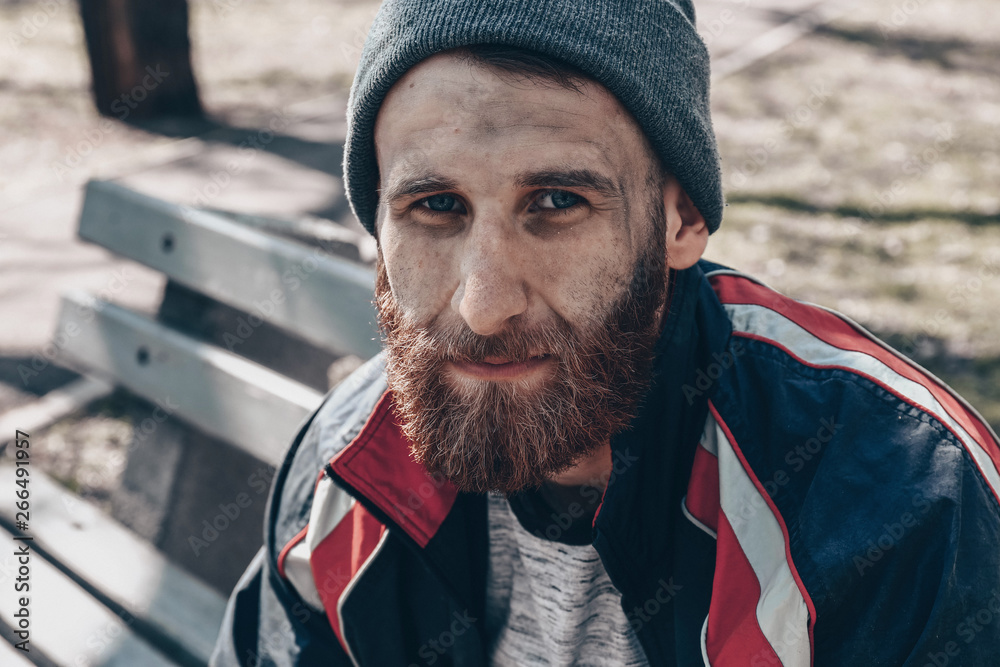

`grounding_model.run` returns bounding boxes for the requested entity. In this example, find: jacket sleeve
[212,358,390,666]
[210,546,353,667]
[810,429,1000,666]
